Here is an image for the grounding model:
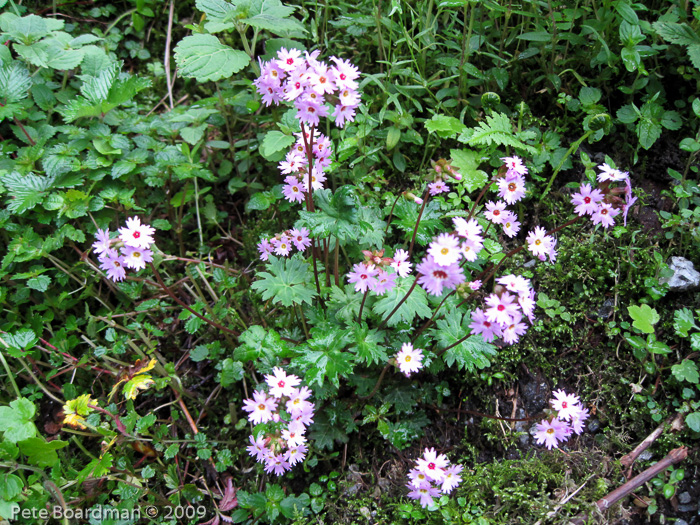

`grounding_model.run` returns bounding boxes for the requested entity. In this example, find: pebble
[638,450,653,461]
[675,520,688,525]
[587,419,600,432]
[678,491,692,504]
[660,256,700,292]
